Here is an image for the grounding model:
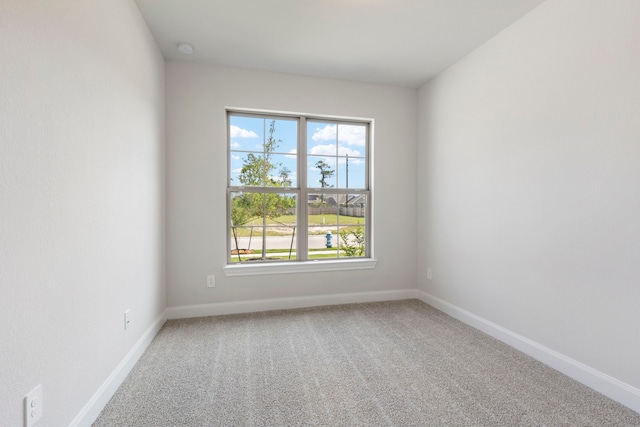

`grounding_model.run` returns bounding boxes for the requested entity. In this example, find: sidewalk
[230,249,341,260]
